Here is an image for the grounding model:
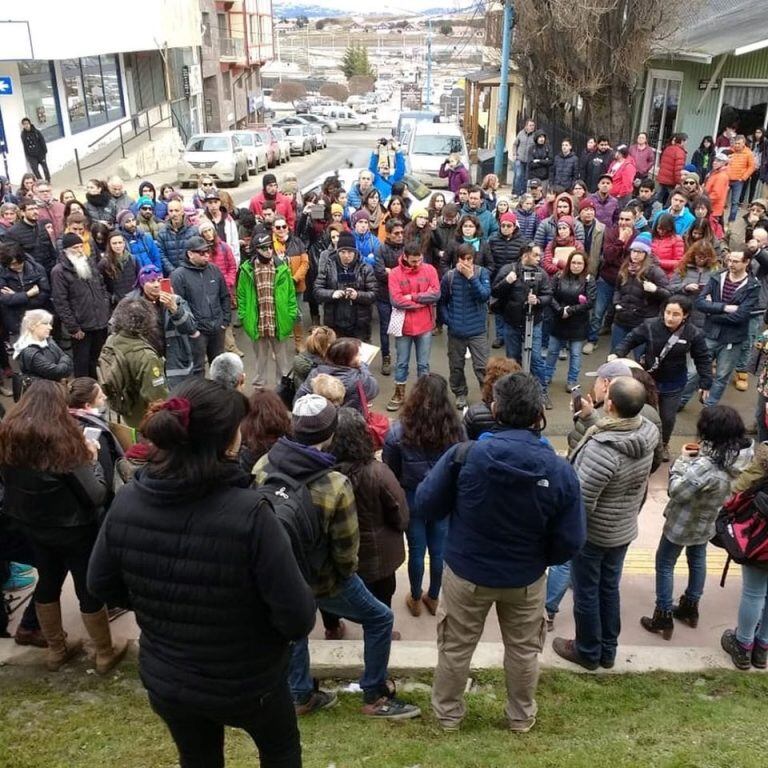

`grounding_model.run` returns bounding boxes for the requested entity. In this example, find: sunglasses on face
[201,182,213,187]
[274,224,288,230]
[140,206,153,211]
